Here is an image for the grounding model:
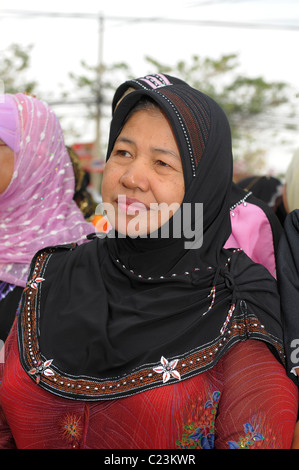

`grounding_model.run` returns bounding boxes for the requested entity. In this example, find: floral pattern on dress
[60,413,83,448]
[176,391,268,449]
[176,391,220,449]
[228,422,265,449]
